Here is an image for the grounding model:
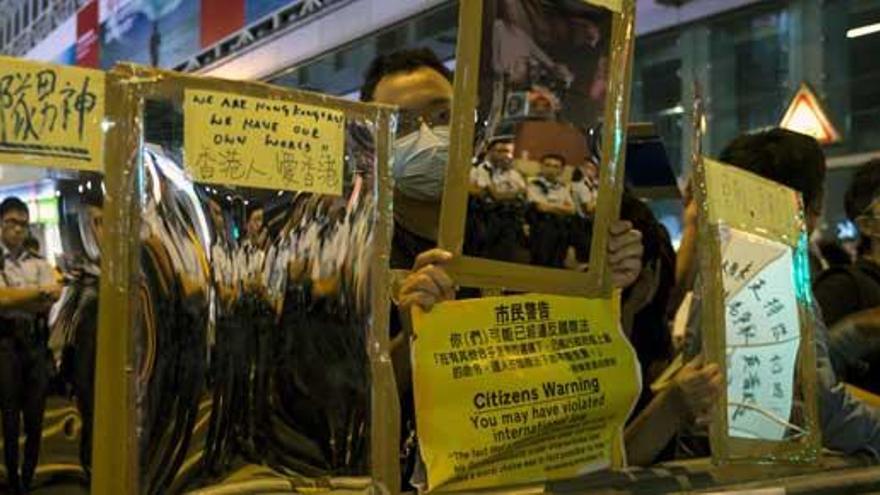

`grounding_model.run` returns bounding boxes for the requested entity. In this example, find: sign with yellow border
[412,293,640,492]
[0,56,104,171]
